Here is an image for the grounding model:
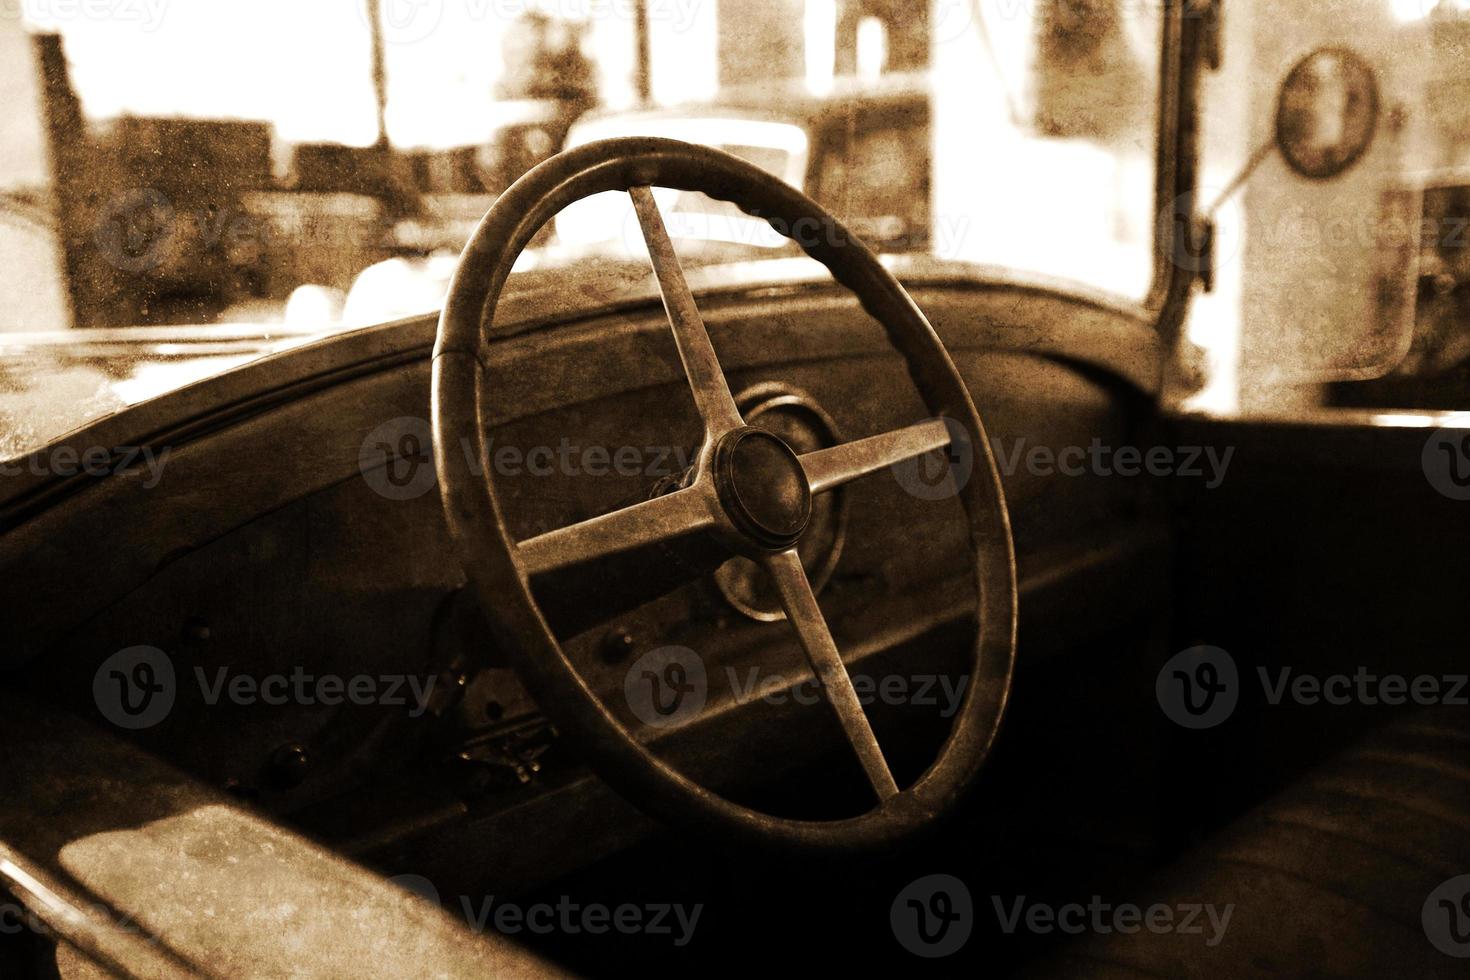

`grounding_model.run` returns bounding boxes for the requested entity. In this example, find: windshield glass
[0,0,1161,457]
